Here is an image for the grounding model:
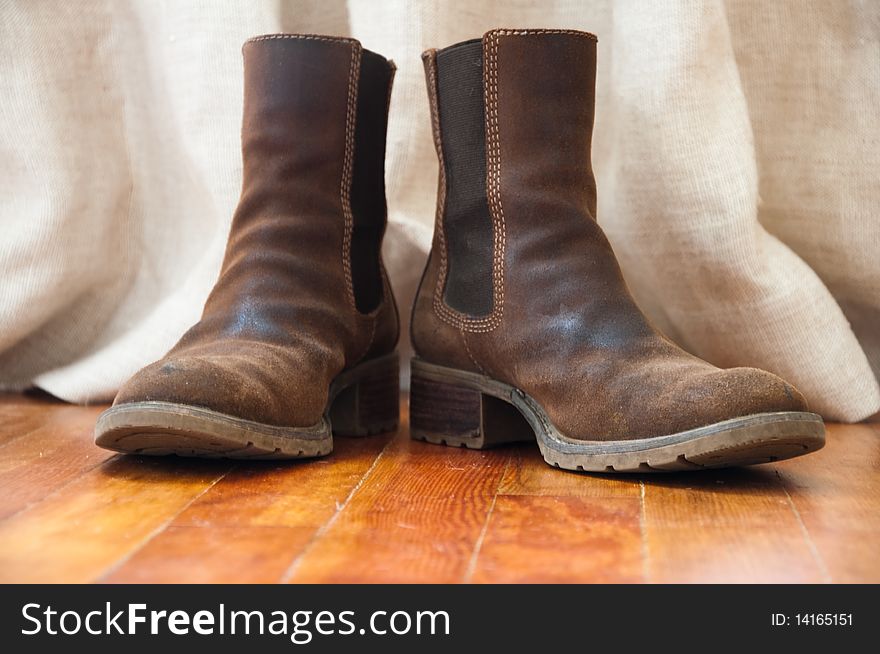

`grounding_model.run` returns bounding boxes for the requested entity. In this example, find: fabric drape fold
[1,0,877,421]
